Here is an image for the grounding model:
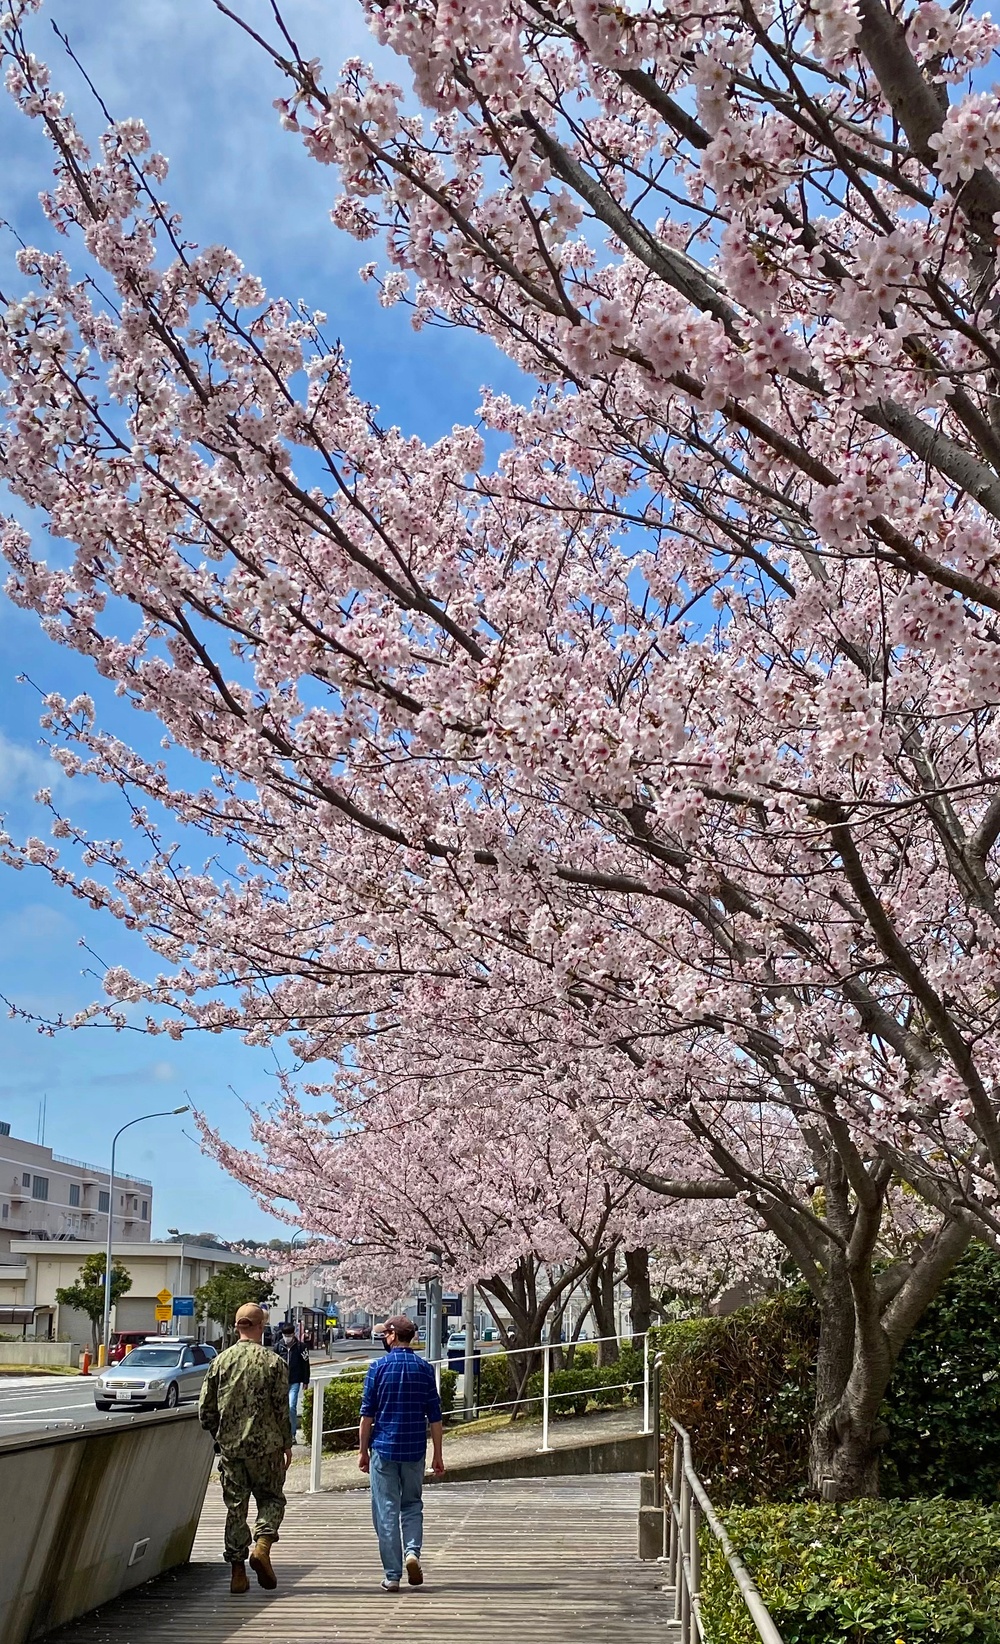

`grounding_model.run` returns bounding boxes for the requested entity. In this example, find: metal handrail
[307,1331,653,1491]
[652,1356,783,1644]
